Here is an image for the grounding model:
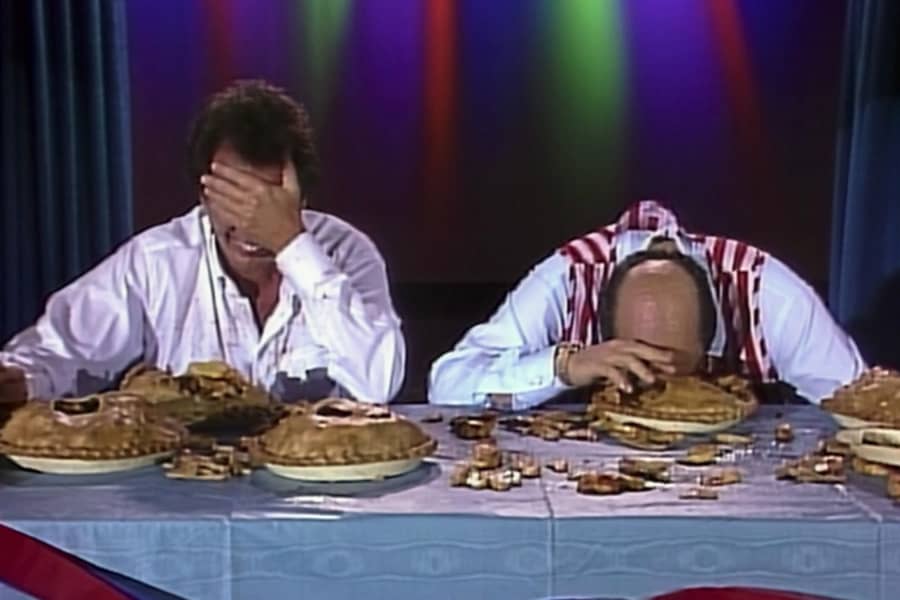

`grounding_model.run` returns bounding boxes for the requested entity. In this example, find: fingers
[593,365,631,392]
[203,187,245,218]
[606,352,656,385]
[0,365,24,383]
[612,340,677,373]
[210,161,266,192]
[201,172,246,201]
[0,366,26,404]
[282,159,301,197]
[203,191,247,232]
